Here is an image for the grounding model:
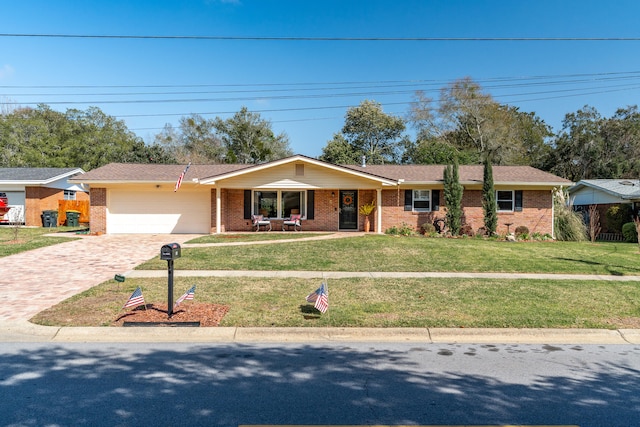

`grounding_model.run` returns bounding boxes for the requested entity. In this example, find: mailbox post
[160,243,181,318]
